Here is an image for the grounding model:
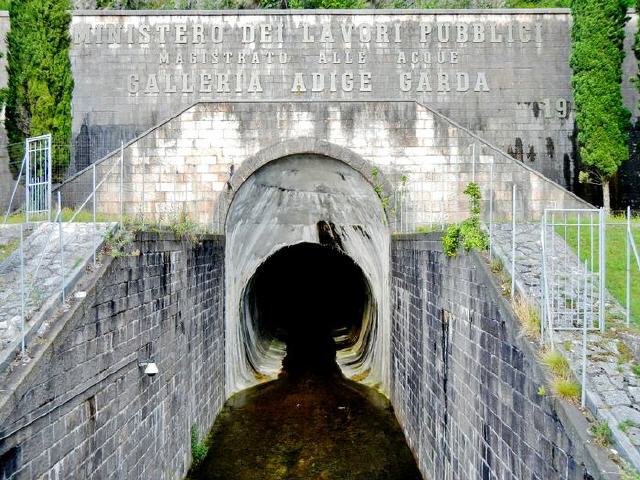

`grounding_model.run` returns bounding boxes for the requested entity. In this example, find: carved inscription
[72,19,545,97]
